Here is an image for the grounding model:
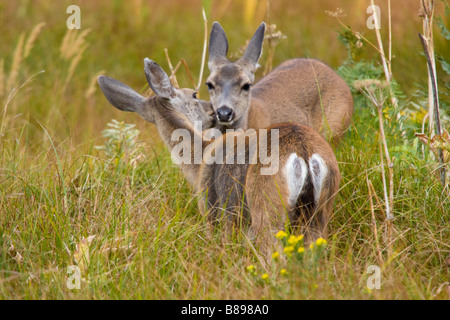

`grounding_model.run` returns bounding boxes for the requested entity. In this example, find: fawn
[206,22,354,143]
[98,58,340,253]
